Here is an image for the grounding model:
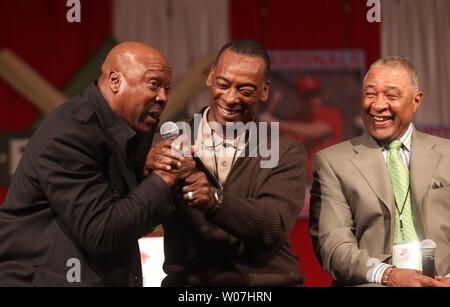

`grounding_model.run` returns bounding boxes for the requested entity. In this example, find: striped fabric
[386,138,420,244]
[369,123,419,283]
[381,123,413,167]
